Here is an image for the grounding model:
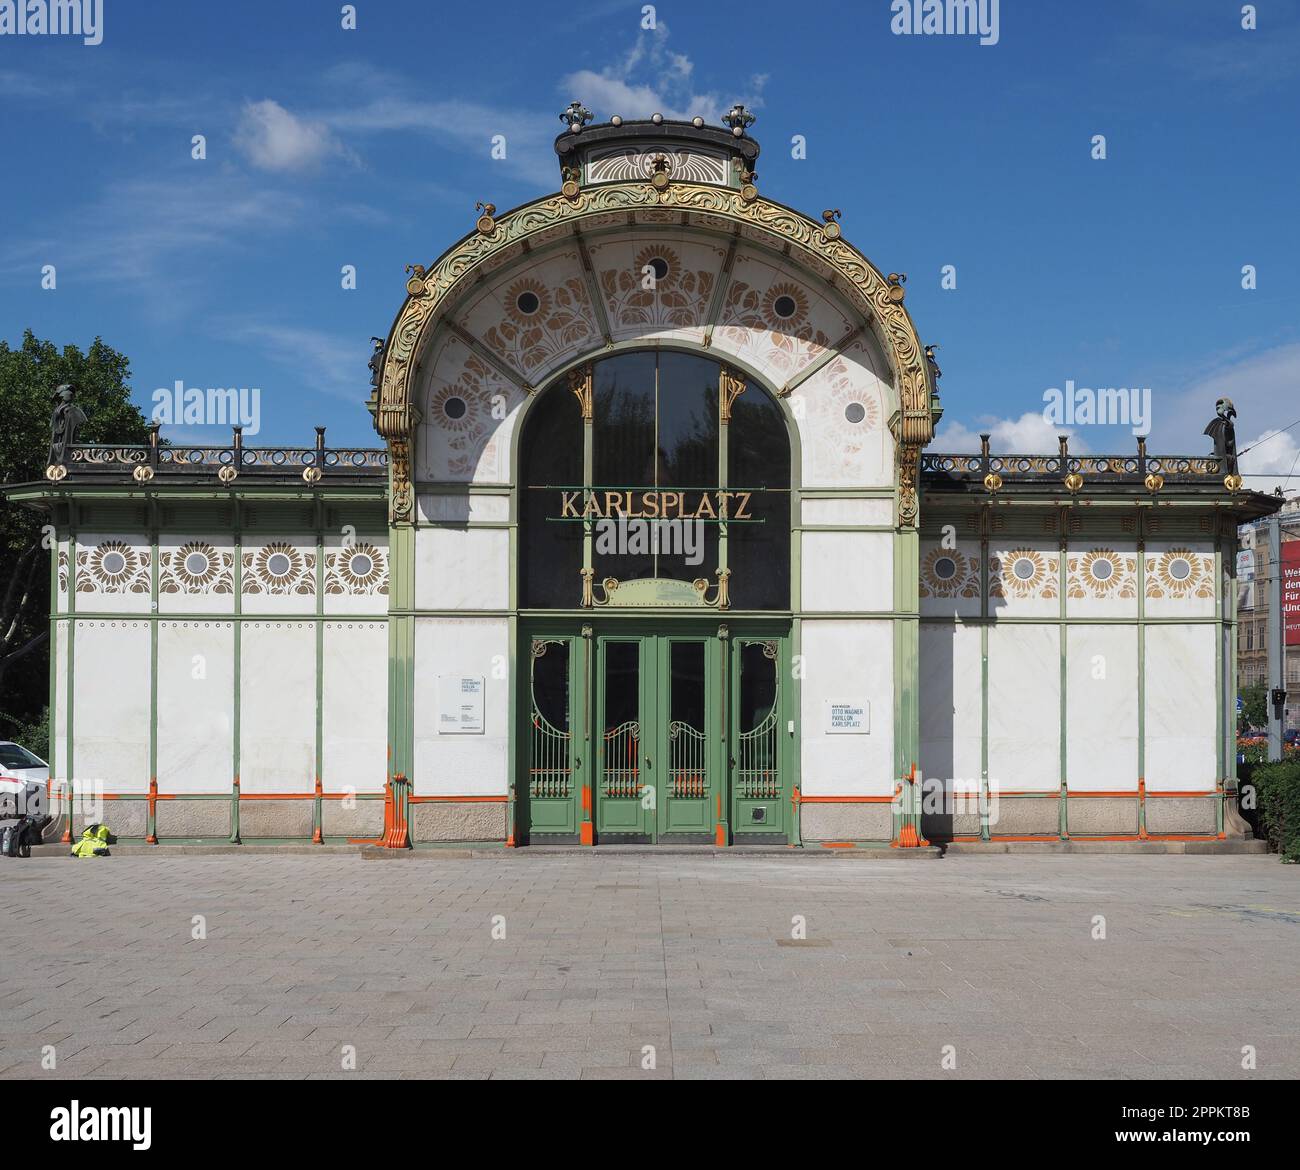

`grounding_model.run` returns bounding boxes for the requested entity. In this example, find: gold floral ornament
[1145,548,1214,600]
[1066,549,1136,599]
[919,547,980,599]
[597,244,717,333]
[989,549,1057,600]
[242,541,316,596]
[325,543,389,596]
[78,541,151,594]
[160,541,233,595]
[482,273,595,377]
